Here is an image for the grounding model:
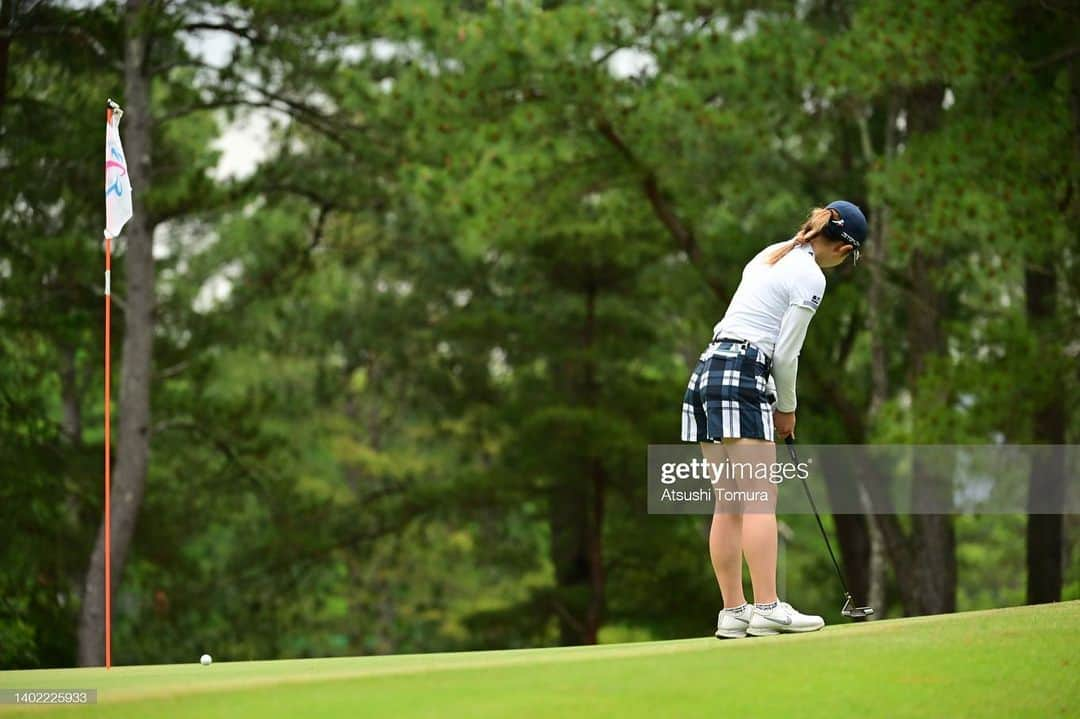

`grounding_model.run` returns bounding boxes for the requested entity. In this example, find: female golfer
[681,201,867,638]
